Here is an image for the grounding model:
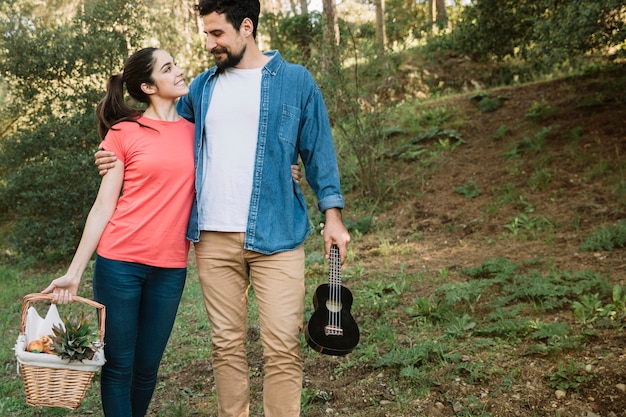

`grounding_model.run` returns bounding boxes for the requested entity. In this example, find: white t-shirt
[198,67,262,232]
